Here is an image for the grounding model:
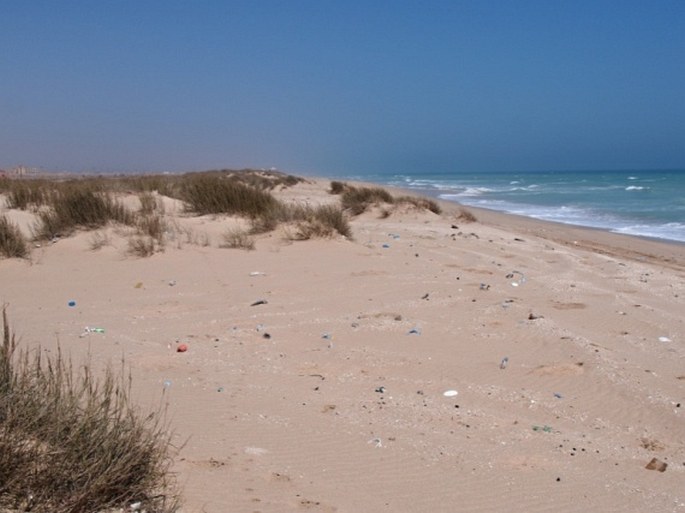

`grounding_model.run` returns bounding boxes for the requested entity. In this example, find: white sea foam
[625,185,648,191]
